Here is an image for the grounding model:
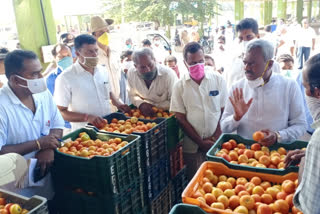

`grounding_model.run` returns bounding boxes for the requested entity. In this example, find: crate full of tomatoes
[88,113,168,170]
[52,127,142,196]
[121,105,184,151]
[0,189,48,214]
[182,161,303,214]
[206,133,308,175]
